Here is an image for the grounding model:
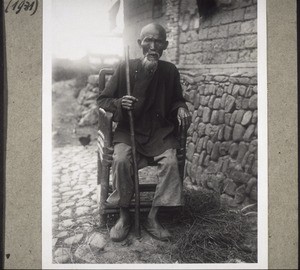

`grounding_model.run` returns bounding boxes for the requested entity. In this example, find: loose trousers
[106,143,183,207]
